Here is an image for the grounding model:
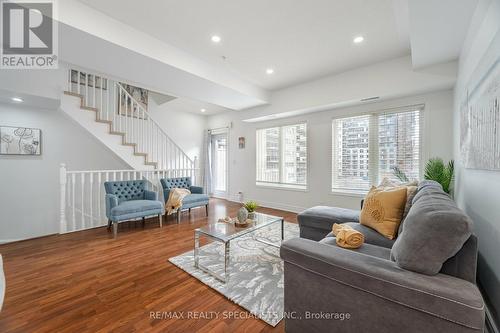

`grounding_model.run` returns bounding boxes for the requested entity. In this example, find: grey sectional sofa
[280,181,485,333]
